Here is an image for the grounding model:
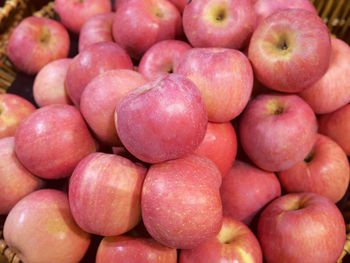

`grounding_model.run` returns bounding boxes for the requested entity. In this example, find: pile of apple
[1,0,350,262]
